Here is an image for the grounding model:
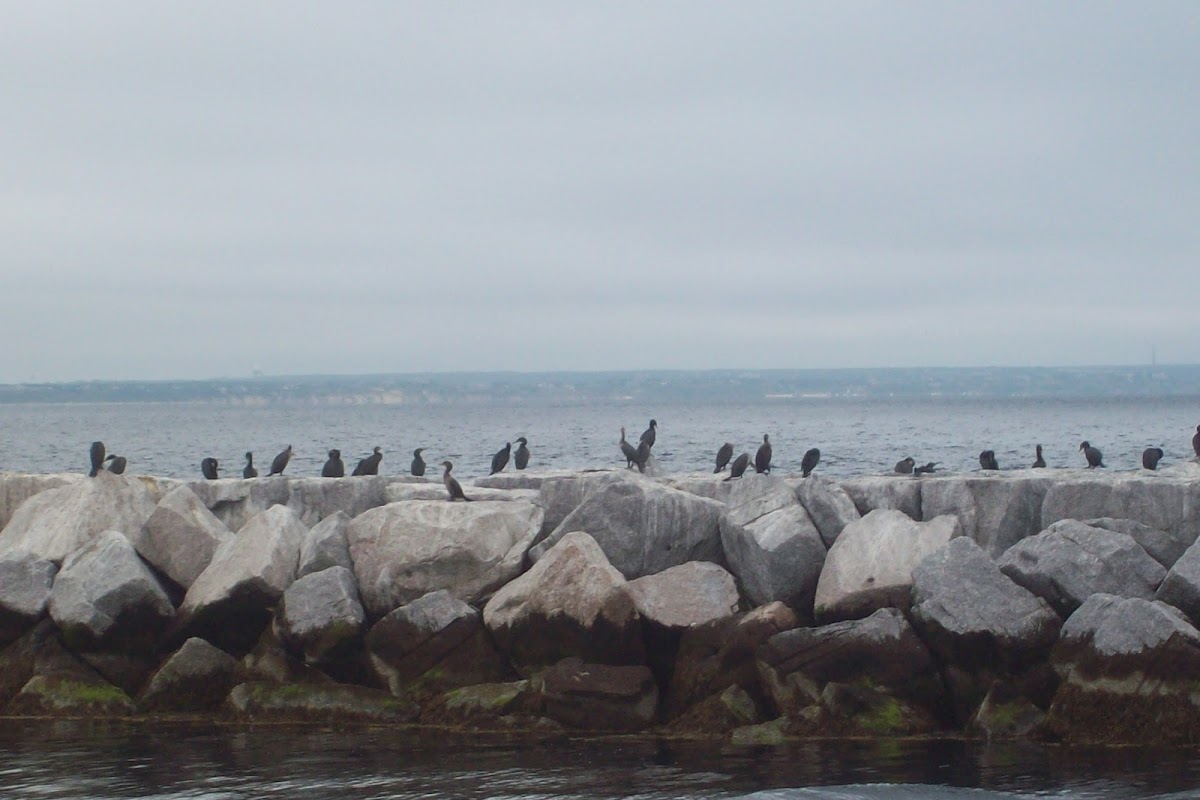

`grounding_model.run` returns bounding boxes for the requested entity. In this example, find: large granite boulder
[813,510,961,624]
[839,476,921,520]
[1041,473,1200,543]
[536,657,658,732]
[281,475,408,526]
[719,475,826,615]
[483,531,644,672]
[134,484,232,590]
[1081,517,1190,570]
[137,637,242,712]
[0,553,57,645]
[920,474,1051,557]
[0,473,83,531]
[0,470,156,563]
[534,472,626,540]
[661,473,735,503]
[997,521,1166,617]
[276,566,366,664]
[625,562,740,630]
[173,504,308,654]
[296,511,353,579]
[227,681,417,723]
[346,499,542,618]
[1155,536,1200,624]
[472,469,579,491]
[383,483,536,503]
[1,620,136,717]
[792,475,861,547]
[530,473,725,579]
[184,478,290,534]
[47,531,173,652]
